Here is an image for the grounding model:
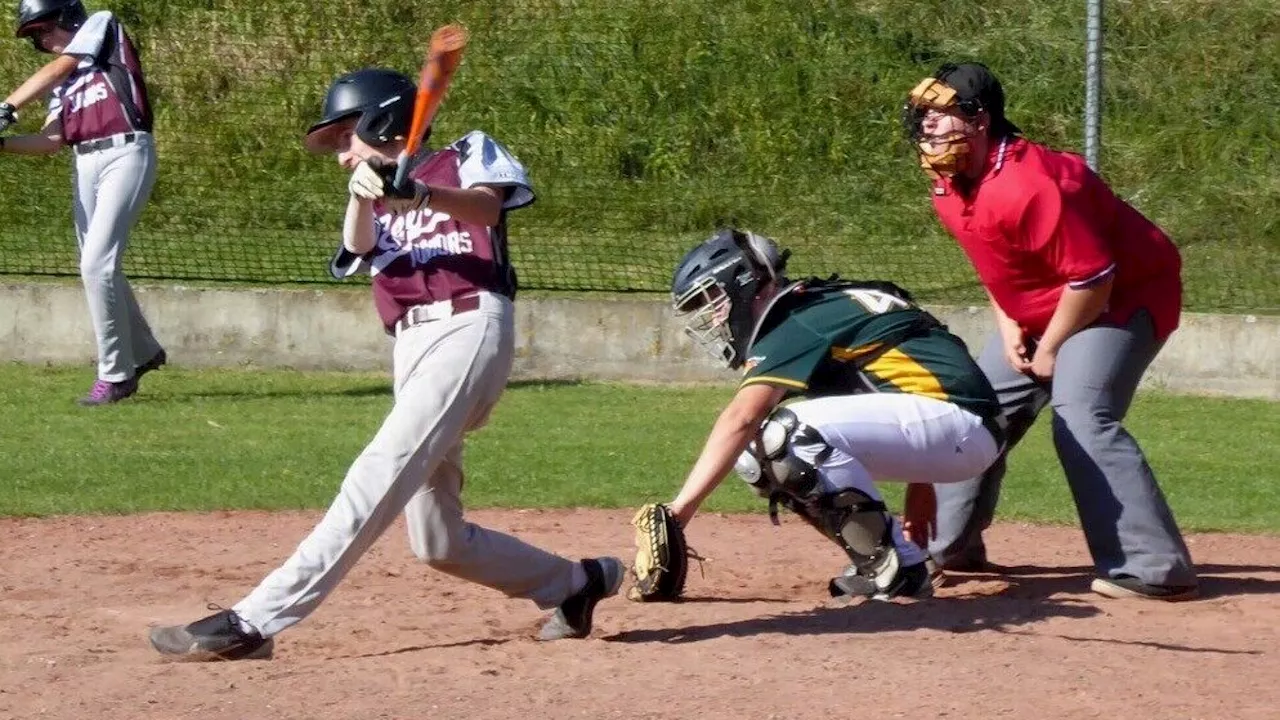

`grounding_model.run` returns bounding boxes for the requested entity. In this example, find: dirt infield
[2,509,1278,720]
